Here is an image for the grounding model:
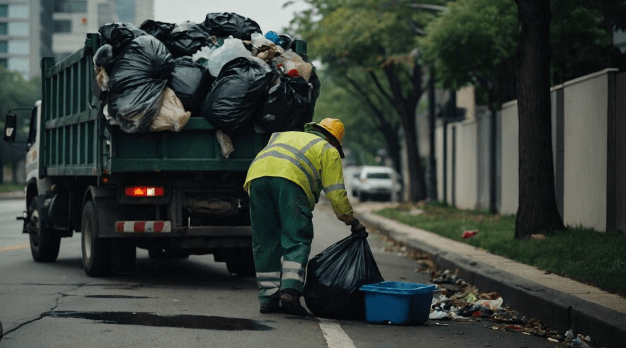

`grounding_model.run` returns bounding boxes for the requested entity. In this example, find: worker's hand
[350,219,368,238]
